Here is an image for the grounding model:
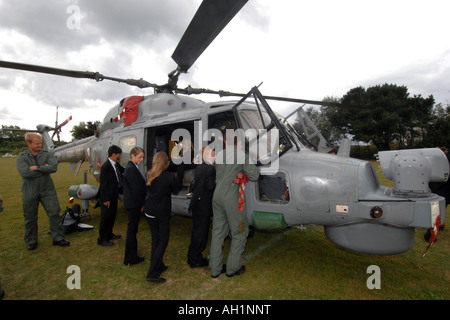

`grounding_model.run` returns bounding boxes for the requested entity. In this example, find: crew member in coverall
[16,132,69,250]
[209,131,259,278]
